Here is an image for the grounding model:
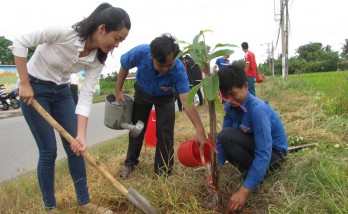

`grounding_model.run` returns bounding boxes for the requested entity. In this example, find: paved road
[0,102,128,182]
